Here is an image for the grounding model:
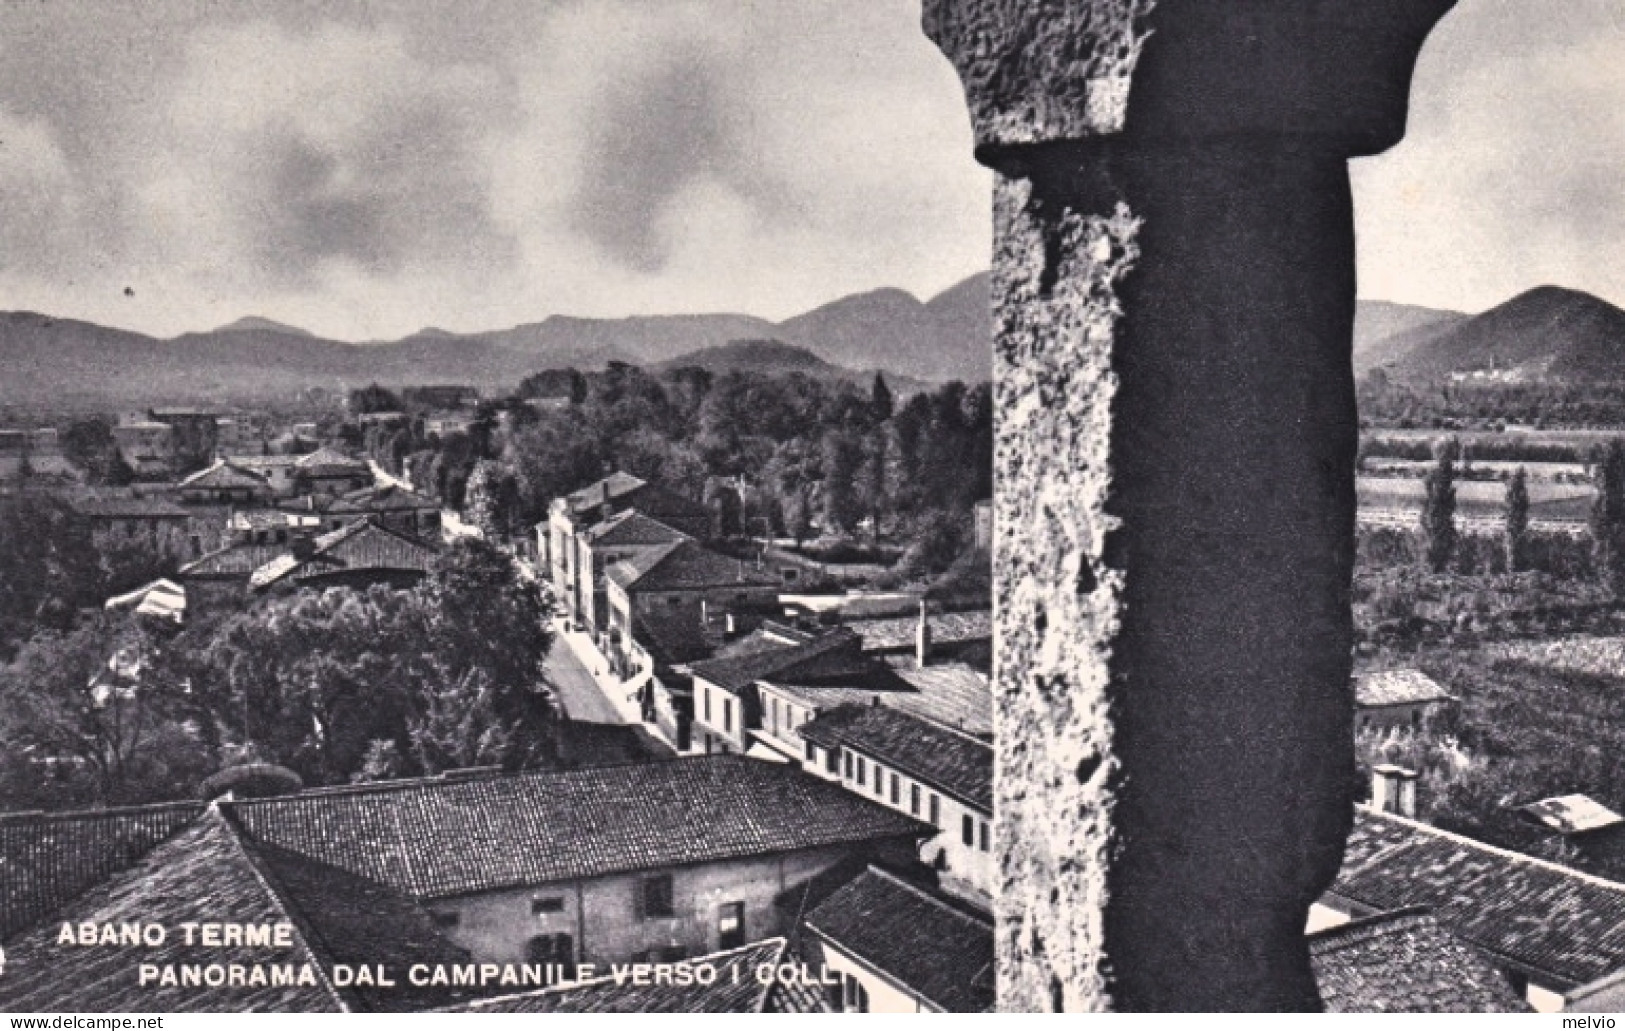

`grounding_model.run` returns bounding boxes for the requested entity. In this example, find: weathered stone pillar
[923,0,1456,1011]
